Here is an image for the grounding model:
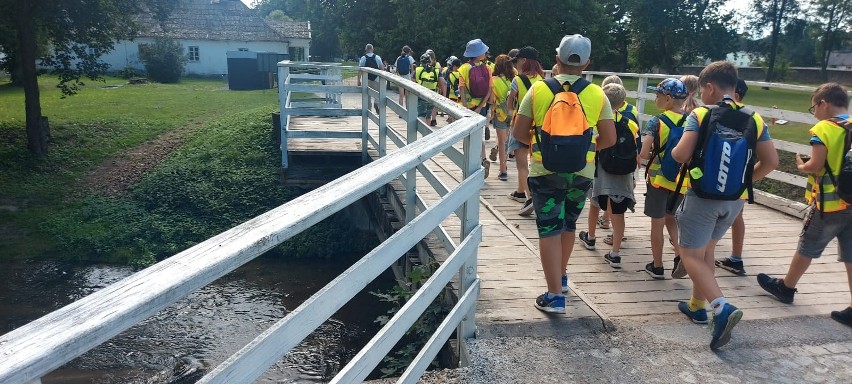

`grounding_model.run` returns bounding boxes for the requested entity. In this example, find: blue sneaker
[710,303,743,350]
[534,292,565,314]
[561,274,569,293]
[678,301,708,324]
